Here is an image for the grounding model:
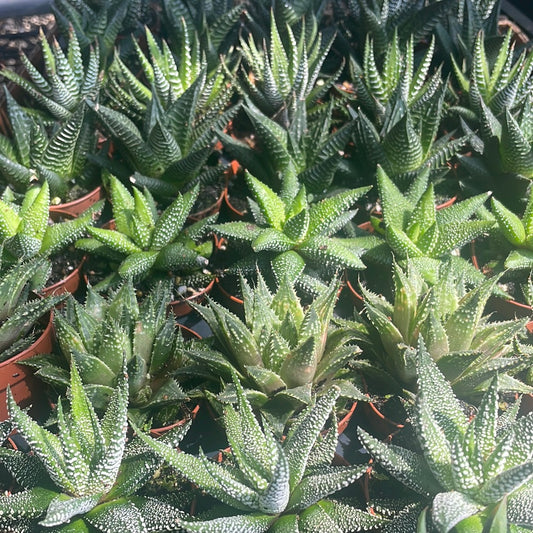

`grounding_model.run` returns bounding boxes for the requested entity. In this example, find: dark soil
[47,246,85,288]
